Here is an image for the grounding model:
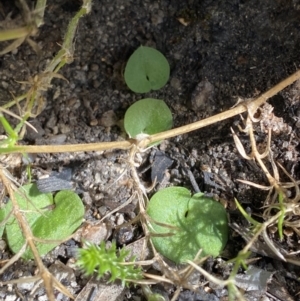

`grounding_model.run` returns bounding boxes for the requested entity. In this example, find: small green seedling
[0,183,84,260]
[124,98,173,141]
[124,46,170,93]
[76,241,143,287]
[146,187,228,263]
